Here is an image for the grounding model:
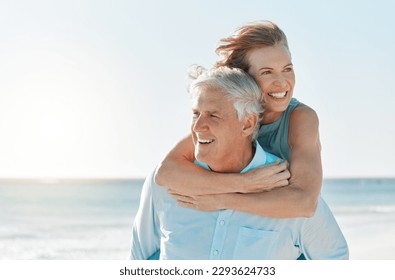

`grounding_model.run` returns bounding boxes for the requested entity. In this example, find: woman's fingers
[177,201,196,209]
[259,160,288,175]
[169,192,194,202]
[168,191,222,211]
[278,169,291,180]
[271,179,289,189]
[240,160,290,193]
